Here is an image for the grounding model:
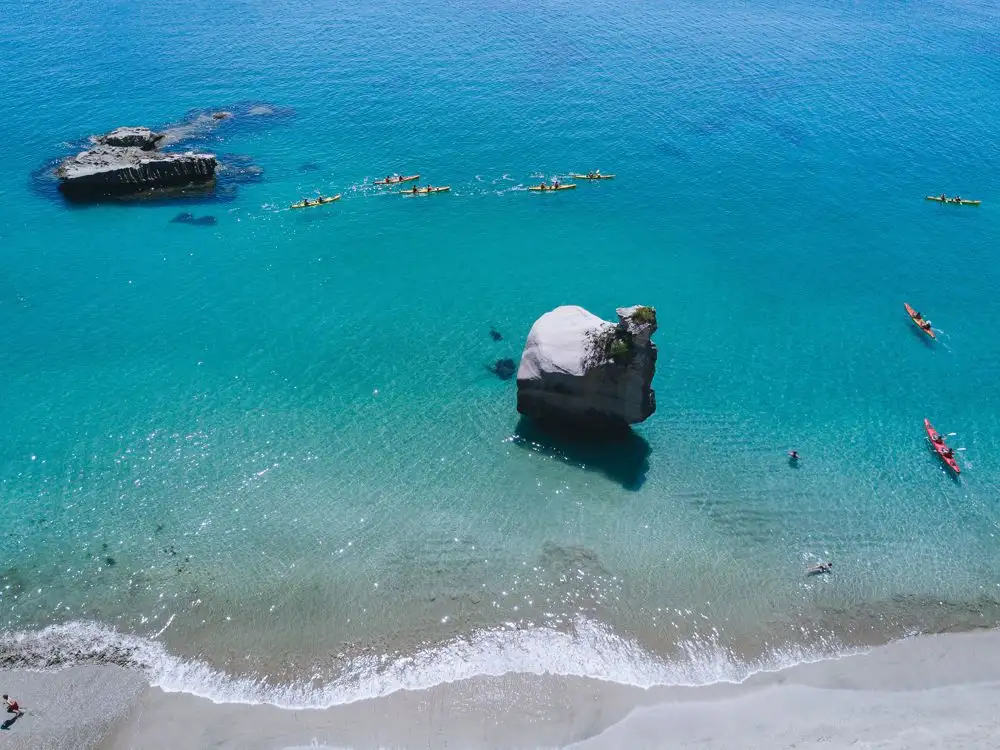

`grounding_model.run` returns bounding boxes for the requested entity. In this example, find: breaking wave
[0,618,851,709]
